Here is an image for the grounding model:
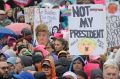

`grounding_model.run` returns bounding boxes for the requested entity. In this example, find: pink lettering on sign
[94,0,105,4]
